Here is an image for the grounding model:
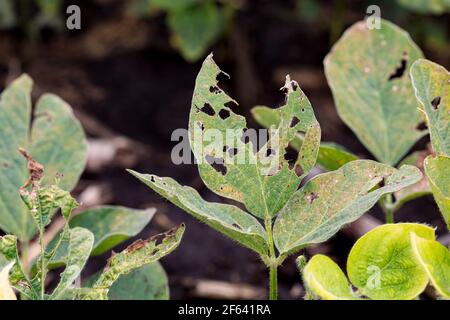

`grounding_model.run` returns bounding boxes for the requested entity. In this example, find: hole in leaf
[416,122,427,130]
[431,96,441,110]
[150,176,155,183]
[232,223,242,230]
[197,121,205,131]
[205,154,227,176]
[219,109,230,120]
[228,147,238,157]
[306,192,319,204]
[209,86,220,94]
[290,116,300,128]
[266,148,274,157]
[388,54,407,81]
[200,103,215,116]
